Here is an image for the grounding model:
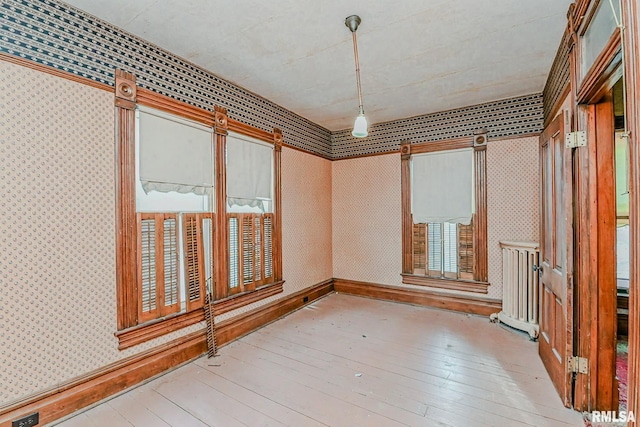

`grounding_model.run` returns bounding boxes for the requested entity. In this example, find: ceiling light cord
[345,14,368,138]
[352,31,364,114]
